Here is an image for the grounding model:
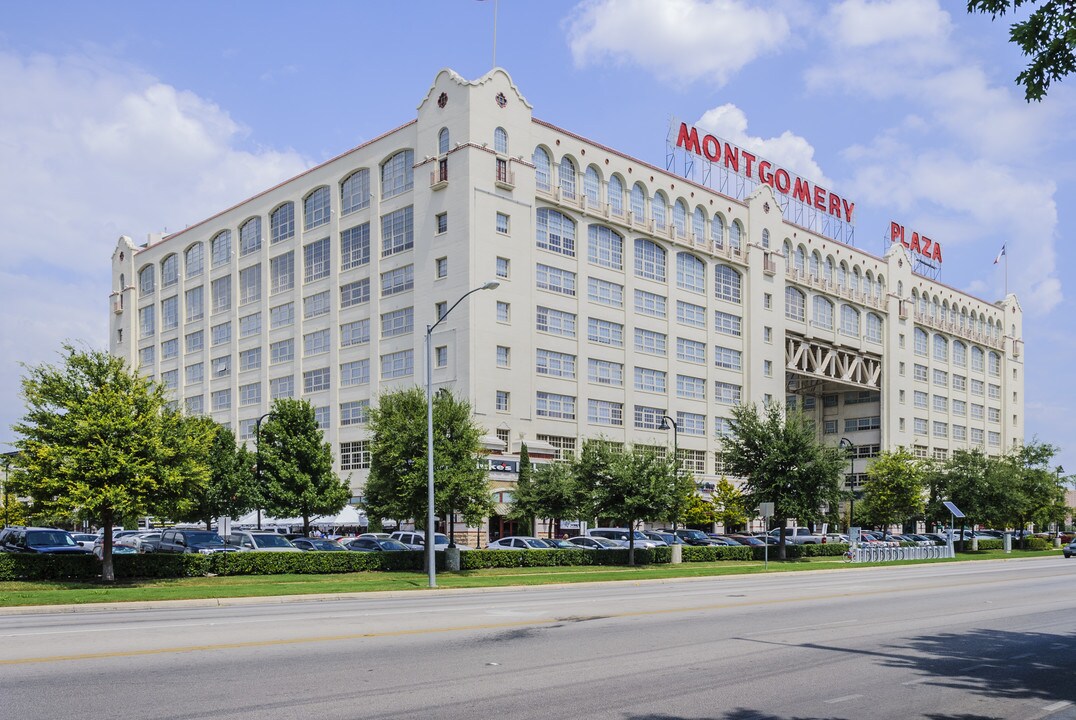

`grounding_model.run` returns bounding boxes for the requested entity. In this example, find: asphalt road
[1,558,1074,720]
